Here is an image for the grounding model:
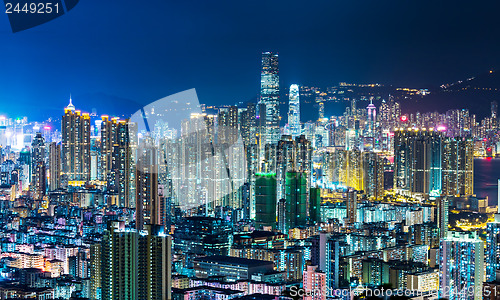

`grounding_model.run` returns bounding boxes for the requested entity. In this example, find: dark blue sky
[1,0,500,120]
